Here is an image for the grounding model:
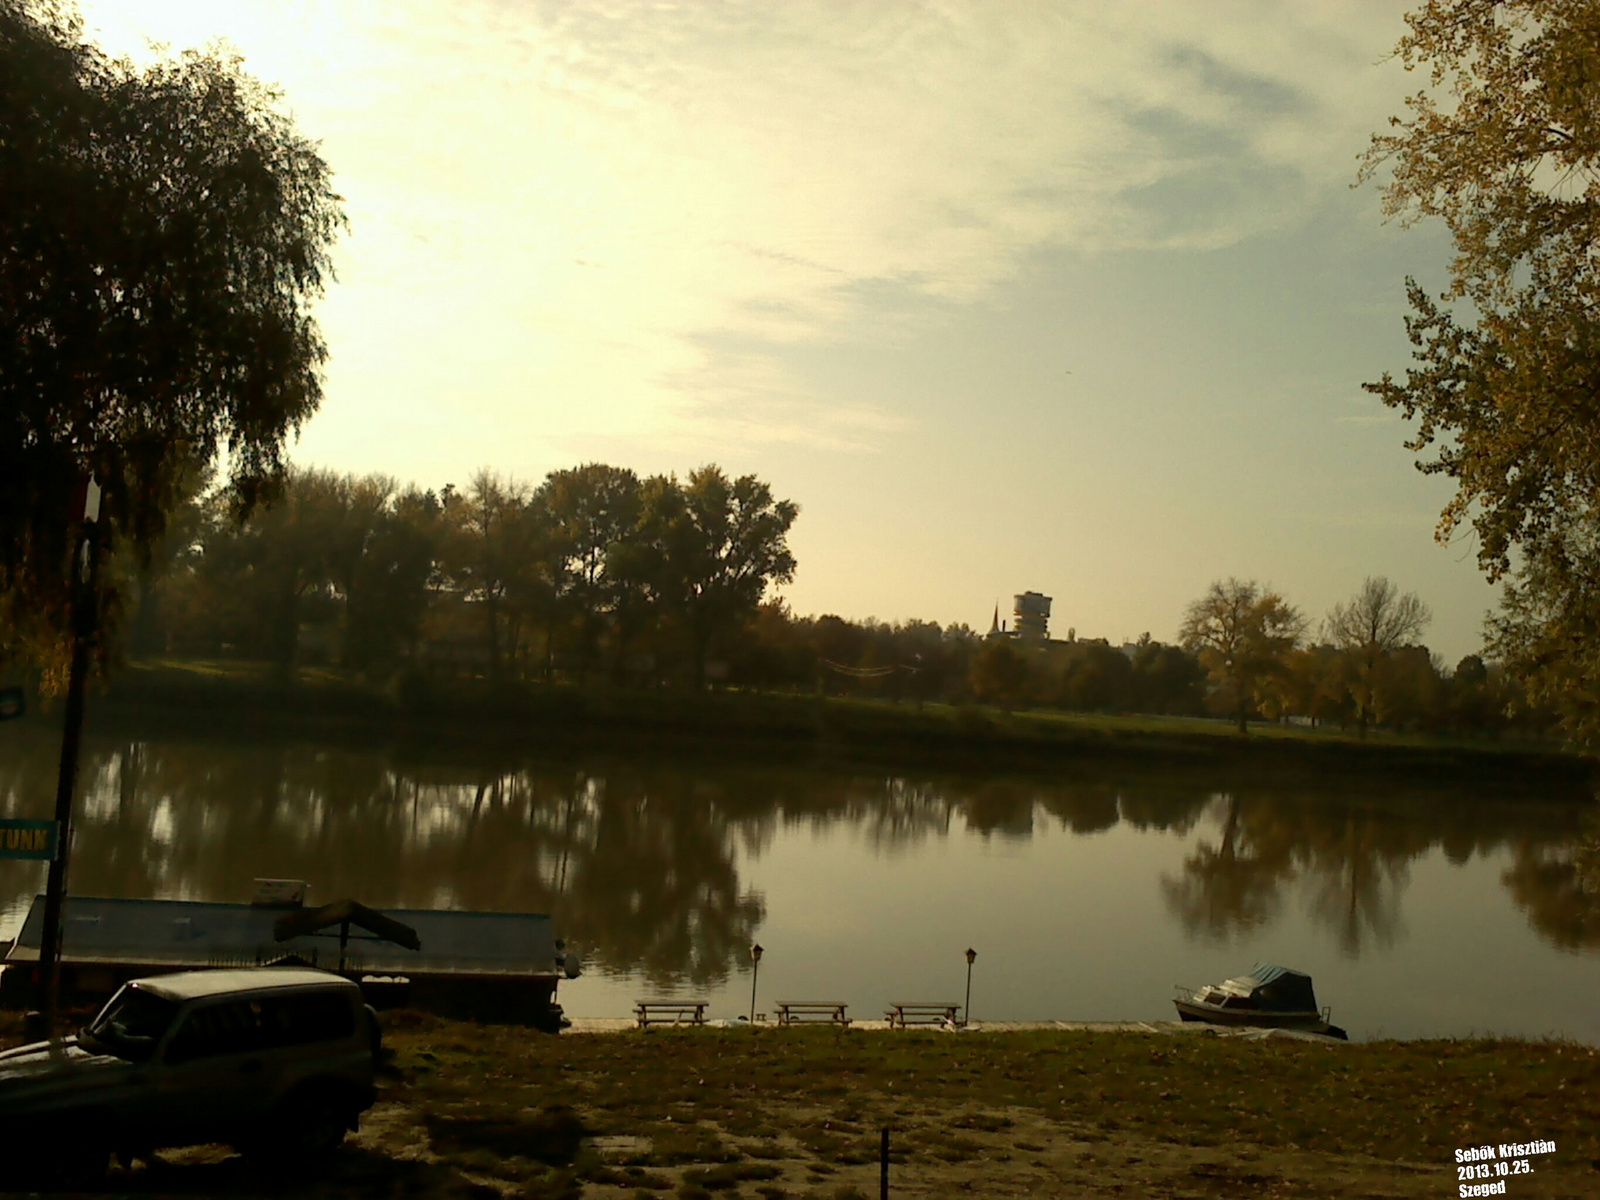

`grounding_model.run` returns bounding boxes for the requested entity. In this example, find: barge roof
[3,895,559,978]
